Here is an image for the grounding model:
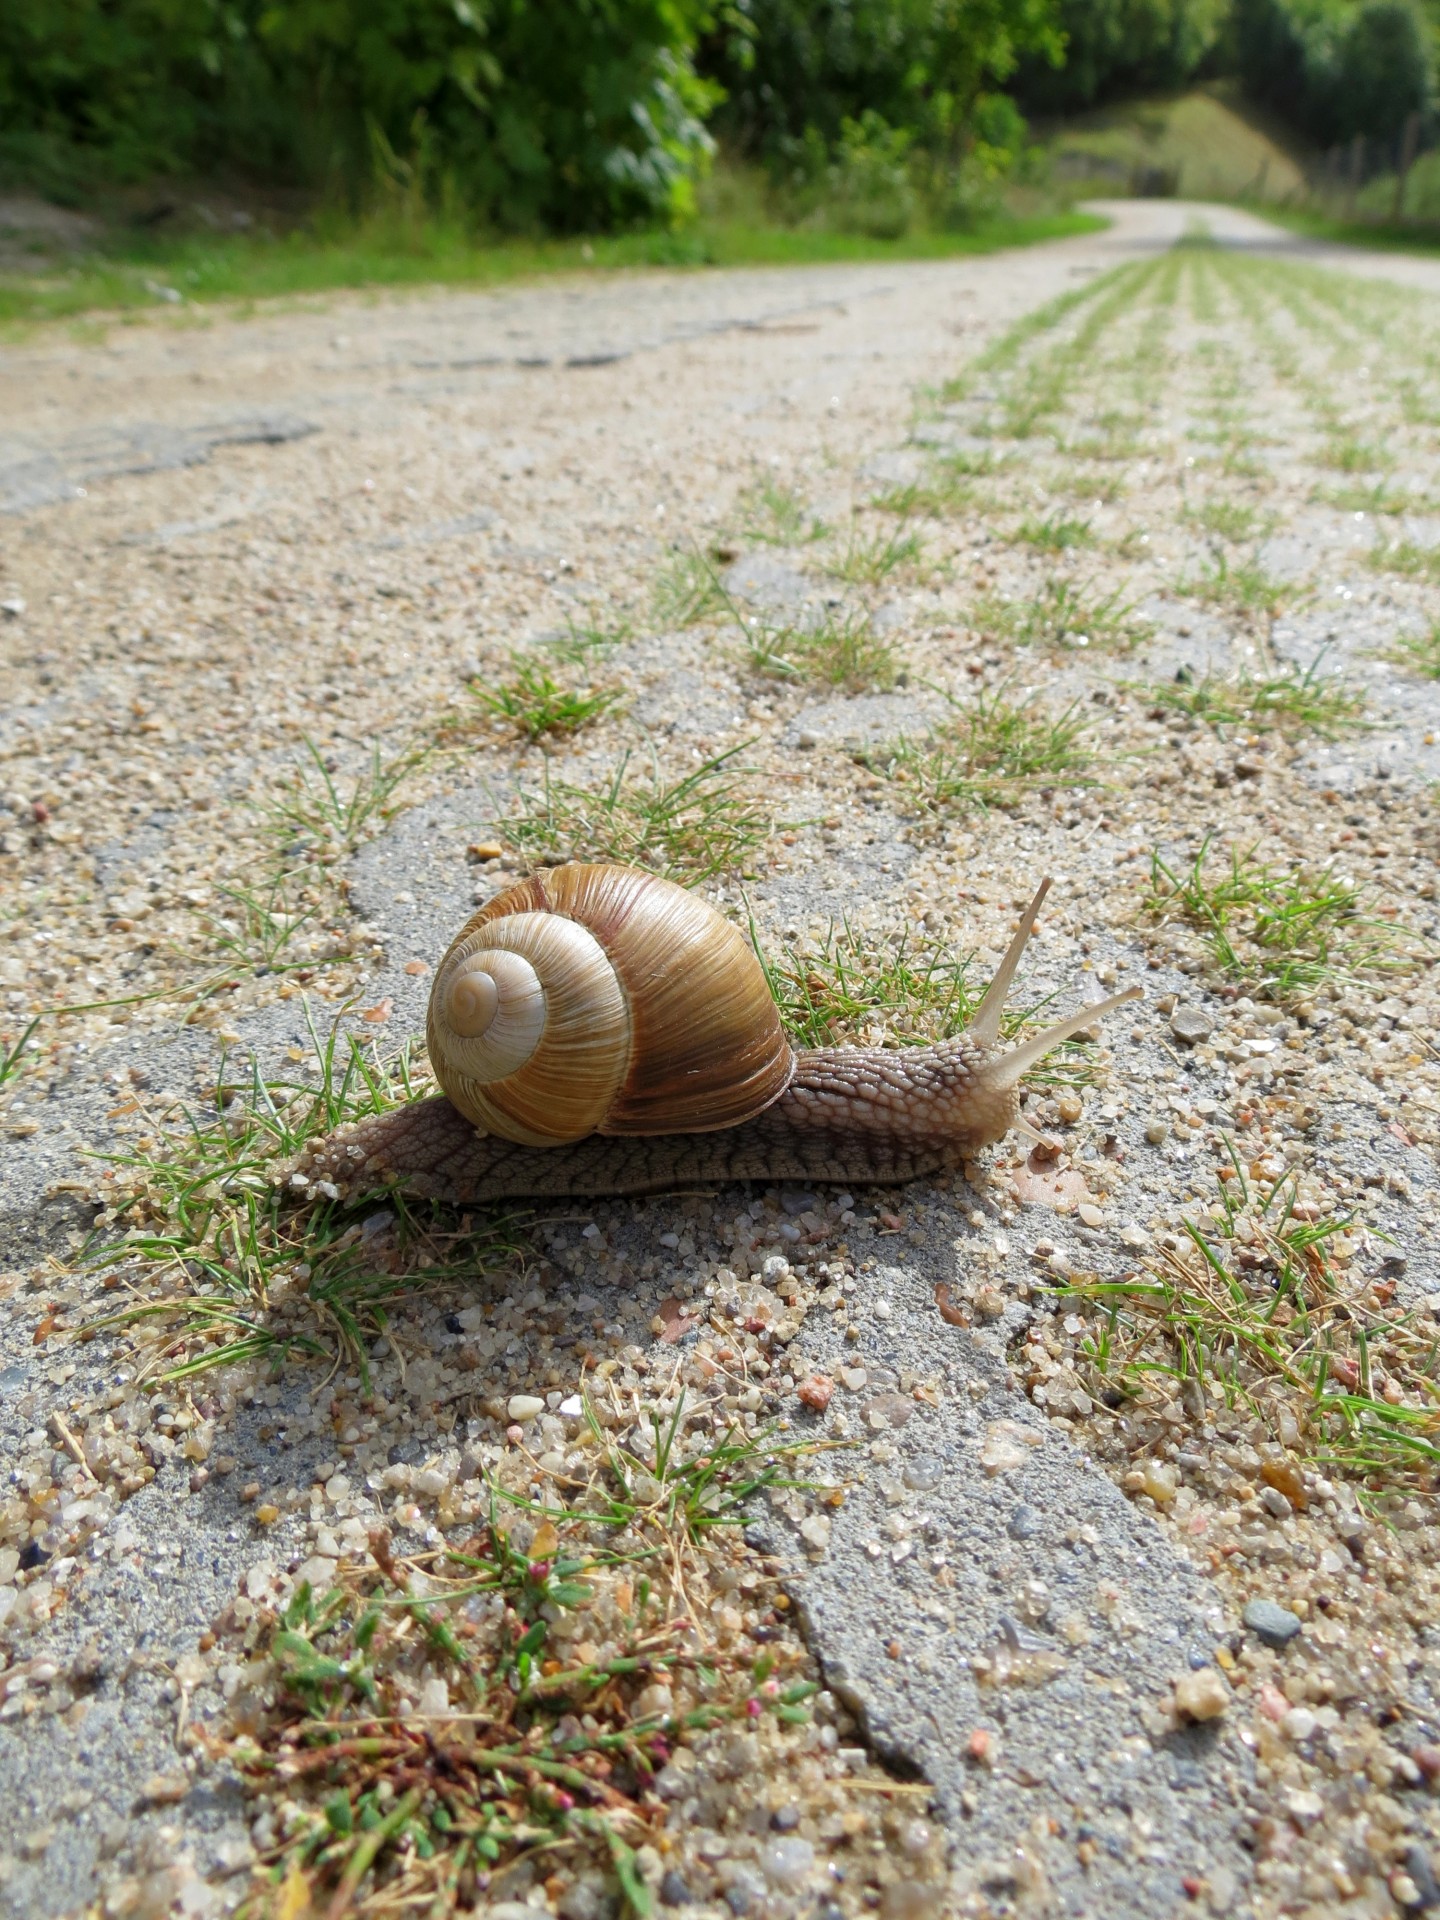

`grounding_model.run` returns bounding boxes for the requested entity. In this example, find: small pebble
[1007,1505,1038,1540]
[770,1804,802,1832]
[506,1395,545,1423]
[1144,1119,1169,1145]
[1174,1667,1230,1721]
[761,1836,815,1888]
[1169,1006,1215,1044]
[1077,1202,1104,1229]
[1242,1598,1302,1648]
[659,1869,694,1907]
